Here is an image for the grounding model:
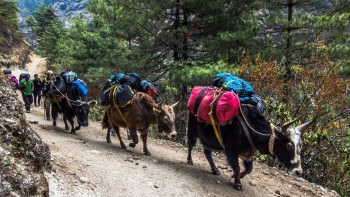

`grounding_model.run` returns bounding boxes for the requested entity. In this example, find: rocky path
[23,106,339,197]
